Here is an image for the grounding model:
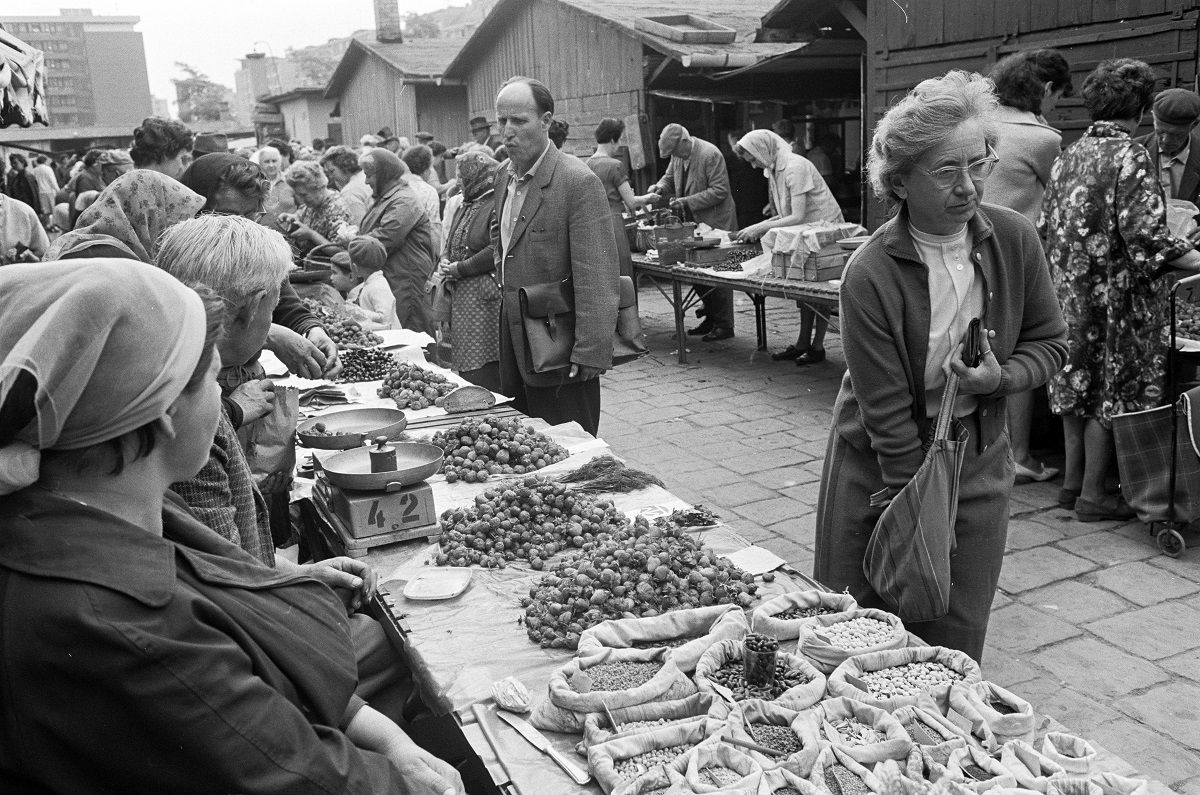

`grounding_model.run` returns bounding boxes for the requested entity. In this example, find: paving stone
[1086,719,1200,789]
[730,523,779,544]
[757,536,811,567]
[1086,602,1200,660]
[1021,580,1133,625]
[778,481,824,508]
[1154,551,1200,584]
[1159,648,1200,681]
[978,644,1046,689]
[1013,677,1124,741]
[1054,528,1159,566]
[1004,518,1066,551]
[727,402,791,420]
[722,451,811,476]
[1090,561,1200,607]
[984,603,1082,654]
[997,547,1097,594]
[1029,637,1169,699]
[703,481,779,508]
[655,465,742,493]
[746,466,820,490]
[732,496,811,527]
[727,417,796,436]
[991,590,1012,610]
[1117,681,1200,756]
